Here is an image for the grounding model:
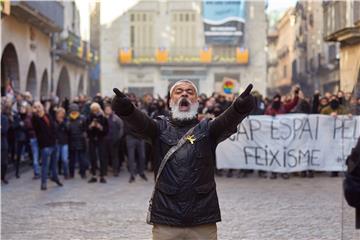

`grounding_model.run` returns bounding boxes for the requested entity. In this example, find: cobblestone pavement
[1,170,359,240]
